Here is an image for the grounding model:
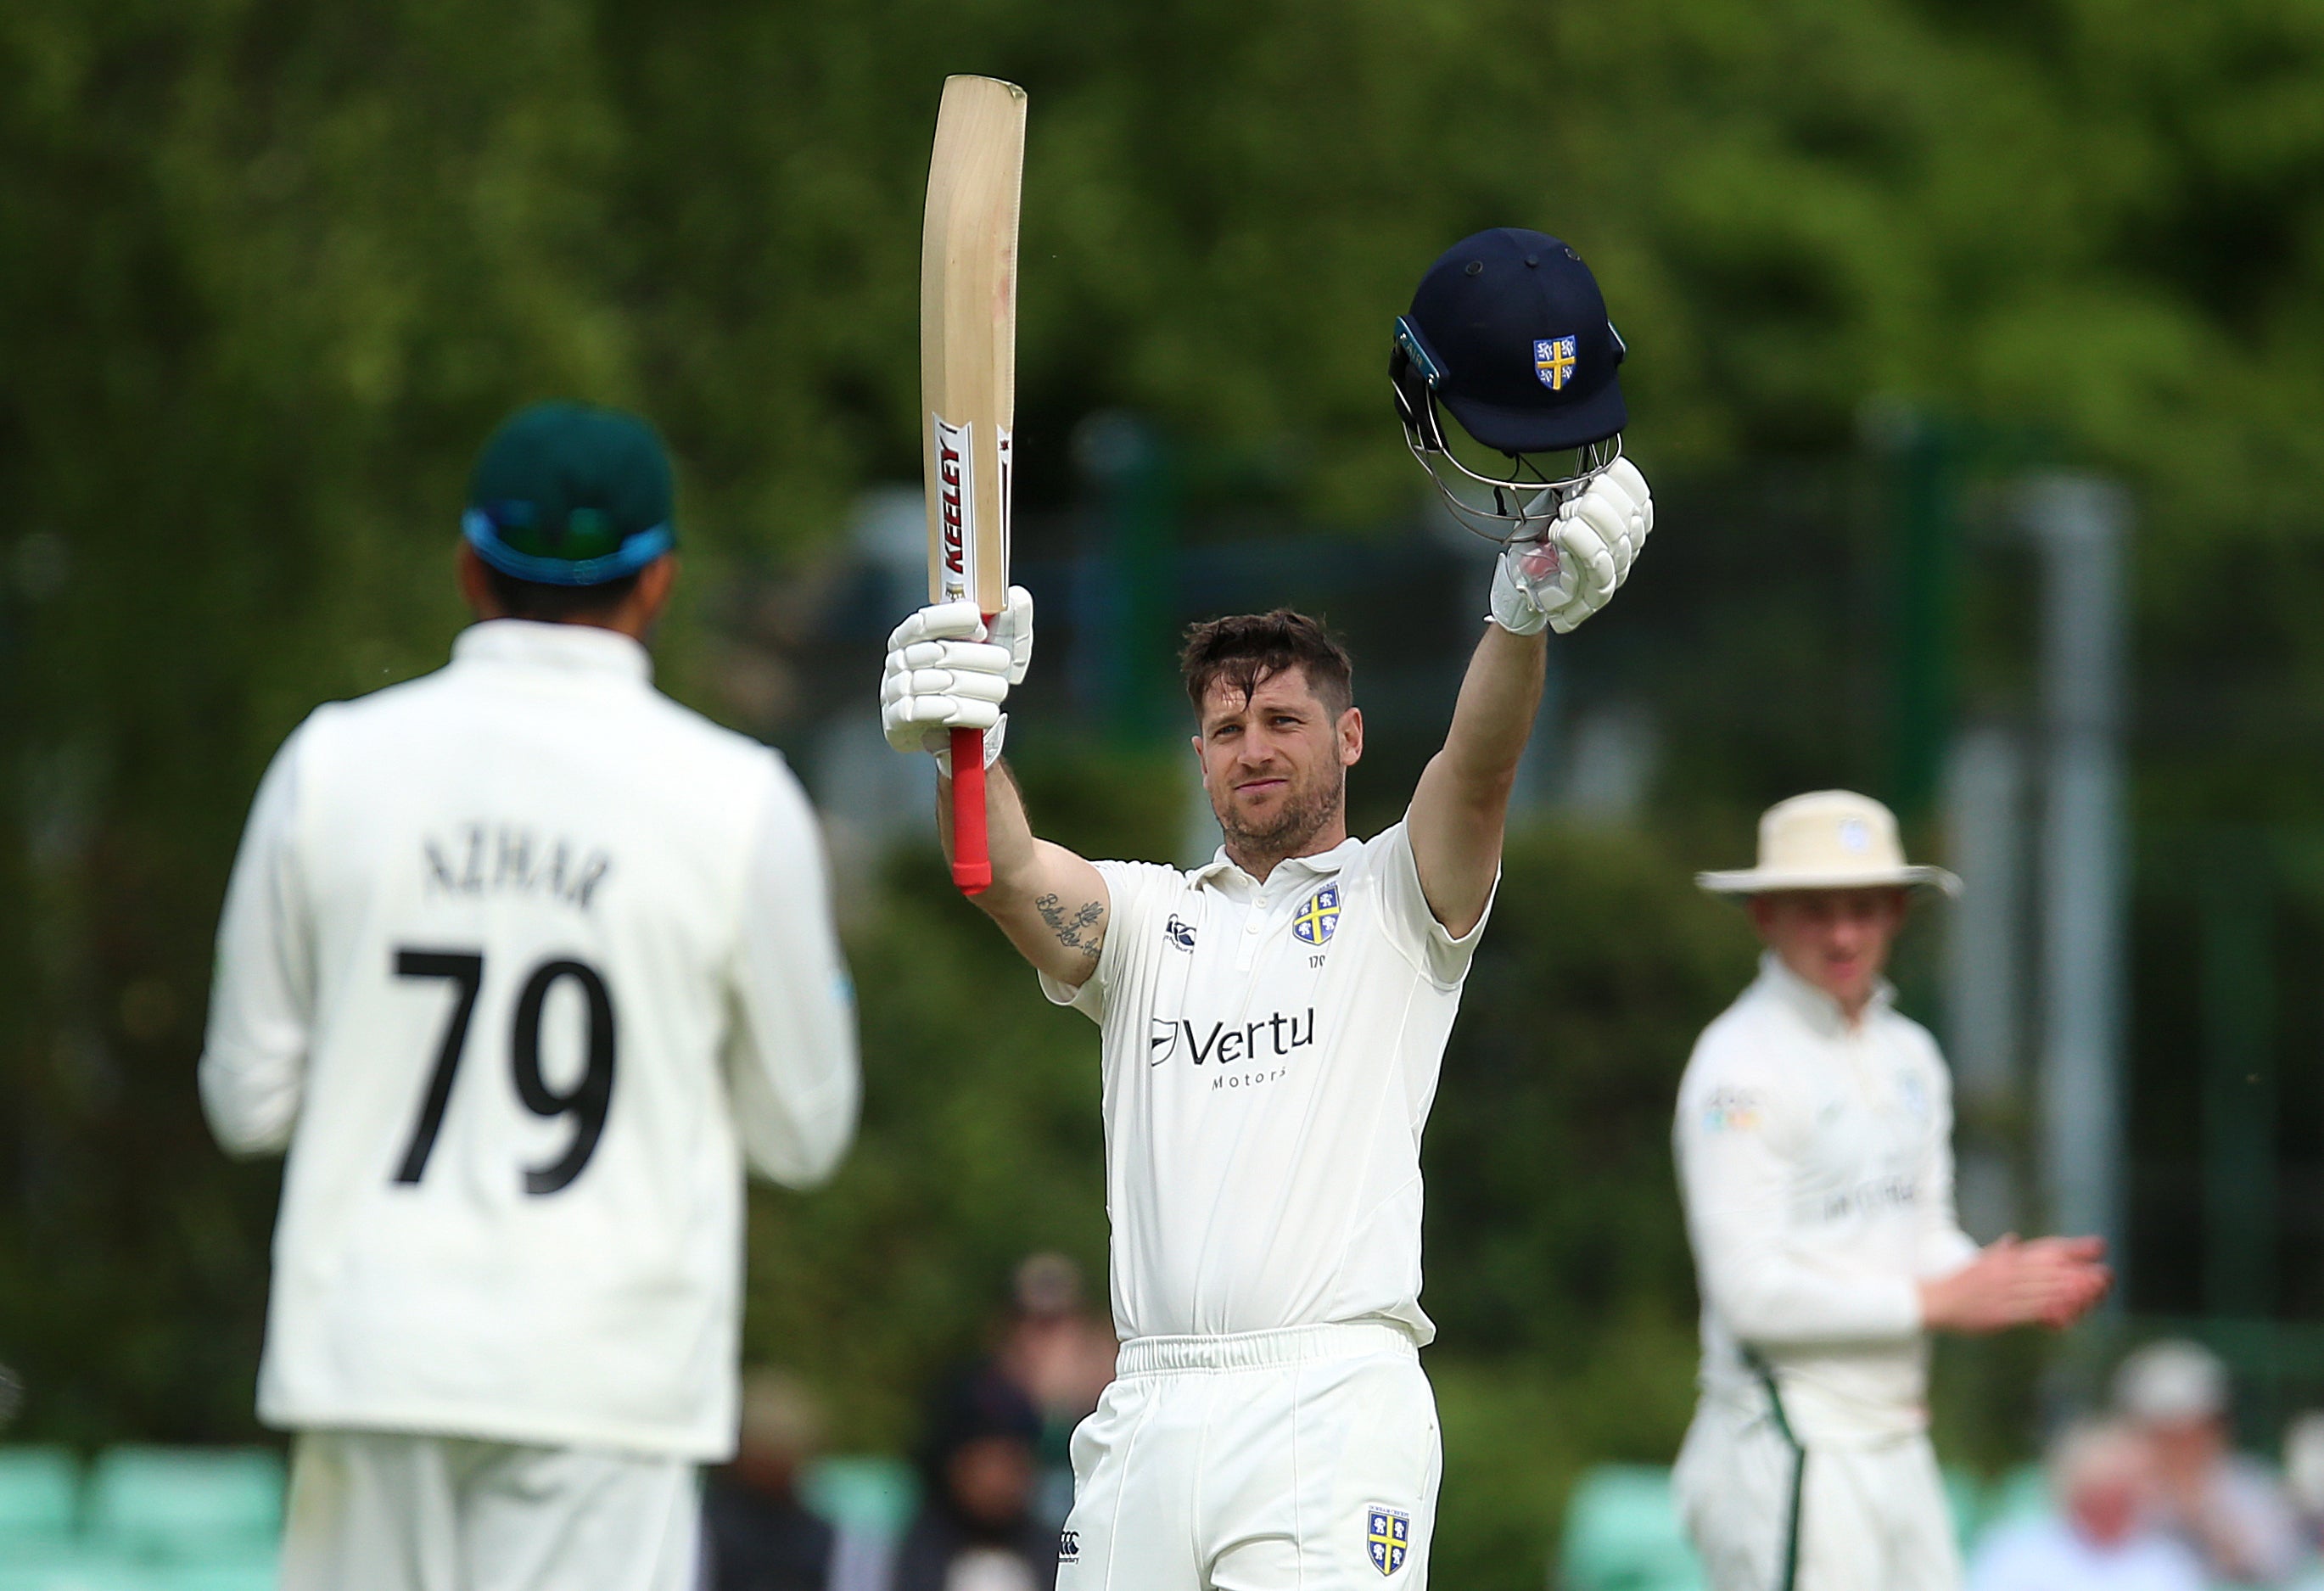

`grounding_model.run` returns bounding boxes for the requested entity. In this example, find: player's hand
[880,586,1034,770]
[1488,457,1653,636]
[2020,1235,2114,1323]
[1918,1233,2111,1335]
